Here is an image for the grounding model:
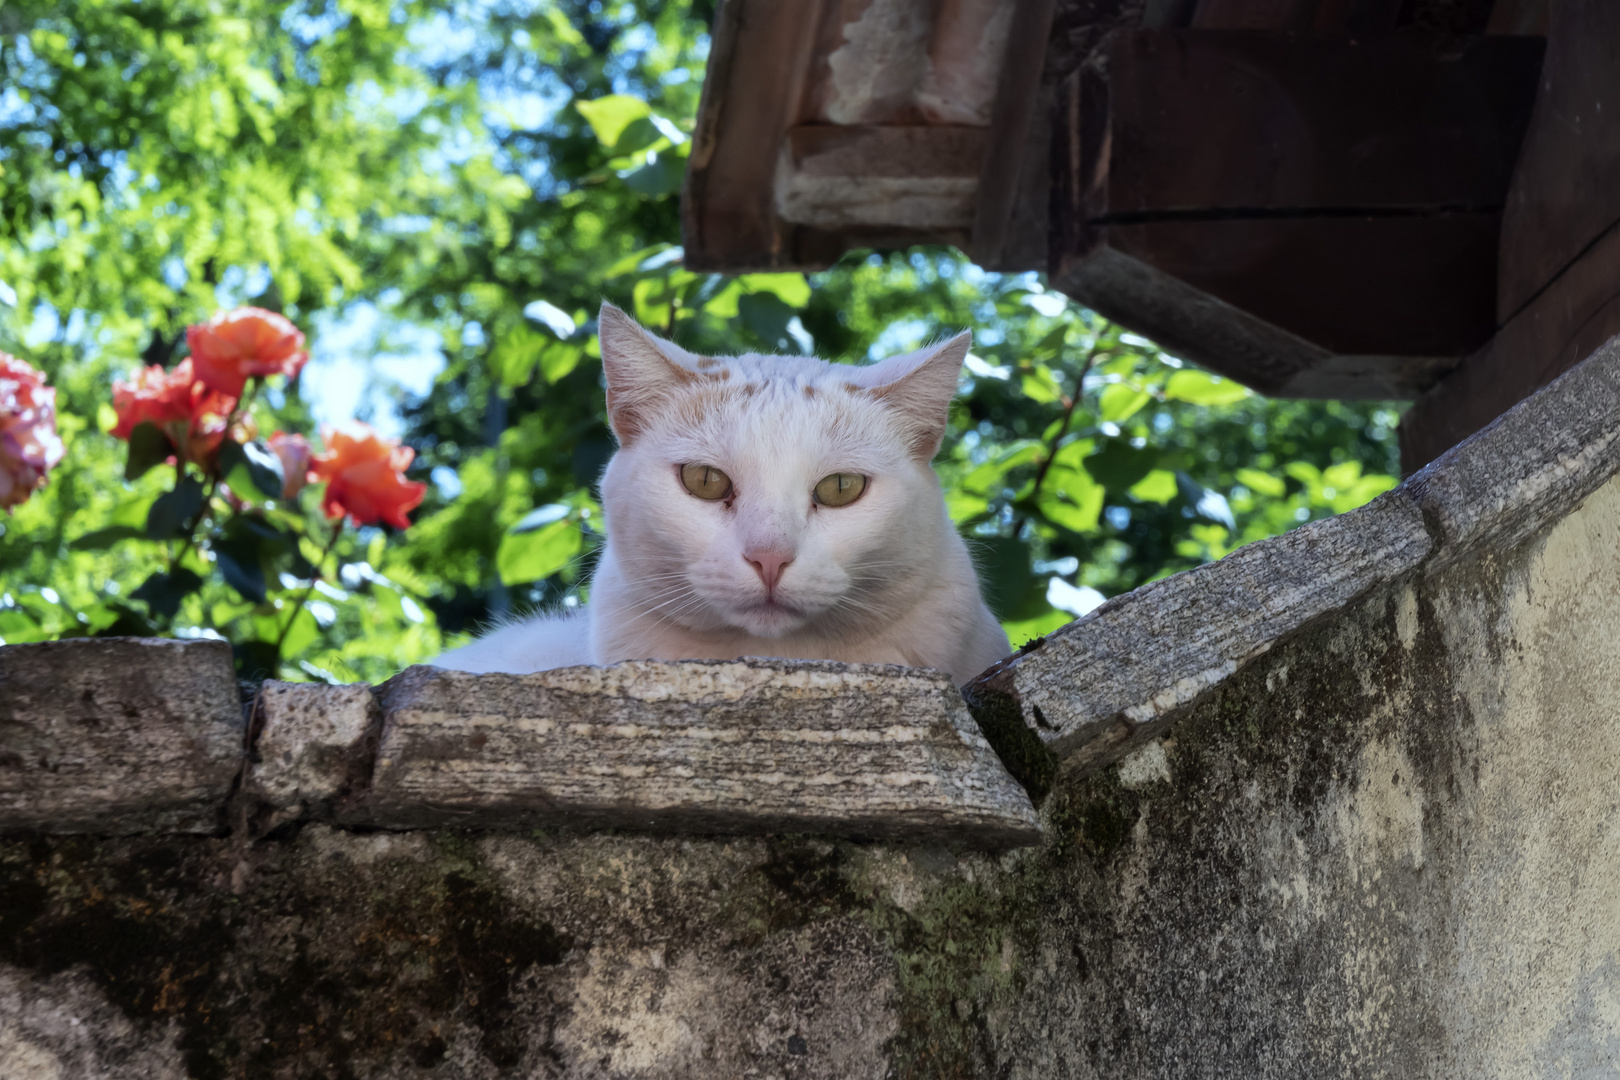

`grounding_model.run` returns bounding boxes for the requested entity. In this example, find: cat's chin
[727,598,810,638]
